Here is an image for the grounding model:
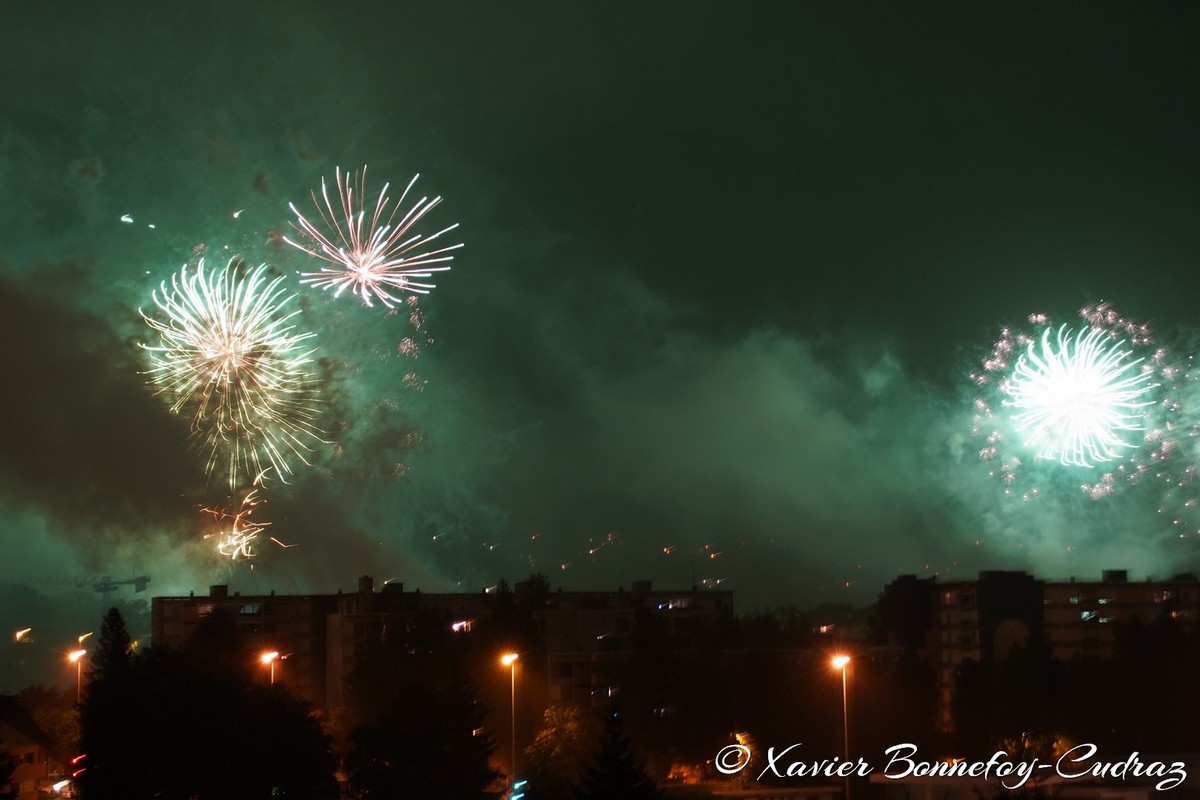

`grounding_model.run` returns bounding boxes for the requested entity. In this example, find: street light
[832,654,851,800]
[260,650,280,684]
[501,652,519,785]
[69,649,87,703]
